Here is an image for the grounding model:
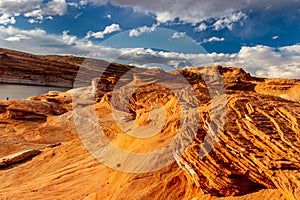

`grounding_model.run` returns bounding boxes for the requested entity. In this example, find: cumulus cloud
[0,25,299,79]
[102,23,121,34]
[62,30,78,45]
[213,11,247,31]
[195,23,208,32]
[83,0,297,25]
[0,0,42,15]
[43,0,67,16]
[0,26,46,38]
[112,45,300,79]
[86,23,121,39]
[0,26,90,55]
[79,0,90,6]
[0,14,15,25]
[129,25,157,37]
[278,45,300,56]
[0,25,122,57]
[193,11,247,32]
[67,2,79,8]
[24,9,44,20]
[5,34,31,42]
[3,0,290,26]
[212,45,300,78]
[28,19,38,24]
[77,0,253,24]
[88,44,300,79]
[0,0,67,23]
[171,32,185,39]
